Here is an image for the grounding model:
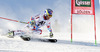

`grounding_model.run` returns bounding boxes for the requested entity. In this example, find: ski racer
[7,8,54,39]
